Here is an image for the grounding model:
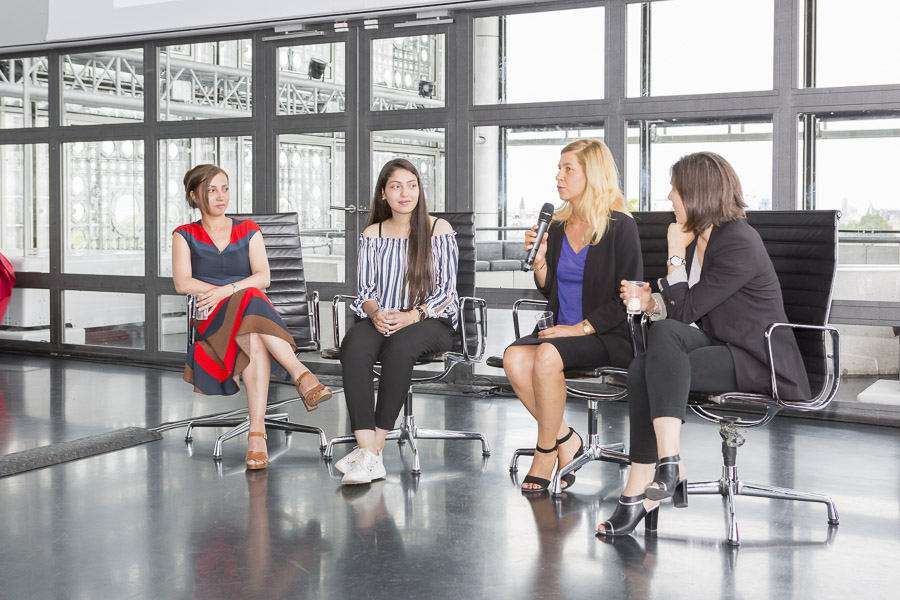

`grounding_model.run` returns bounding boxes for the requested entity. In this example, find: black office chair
[485,306,645,497]
[486,213,673,496]
[321,212,490,474]
[629,210,842,546]
[181,212,329,458]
